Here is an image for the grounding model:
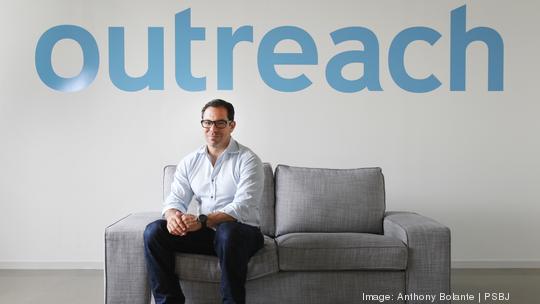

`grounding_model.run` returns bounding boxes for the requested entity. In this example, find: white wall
[1,0,539,268]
